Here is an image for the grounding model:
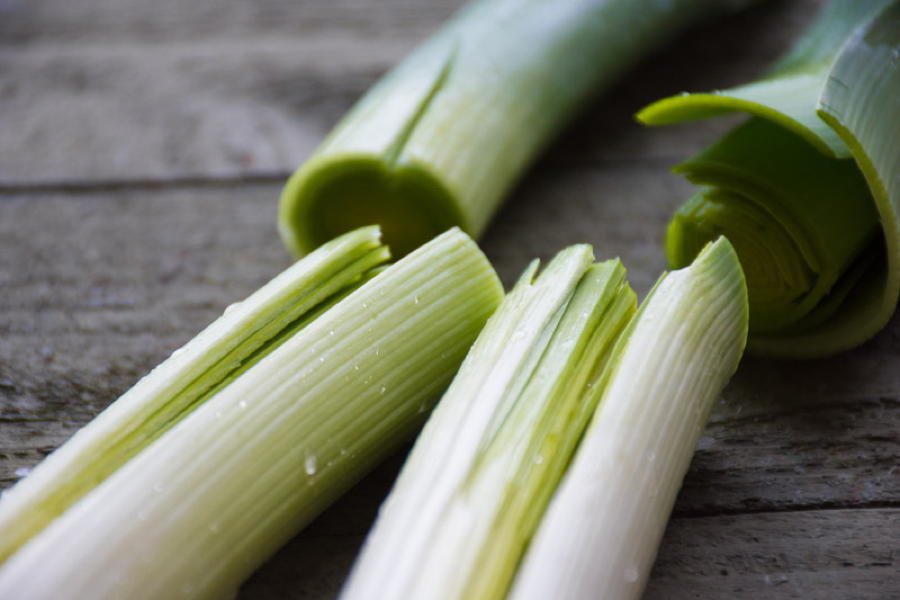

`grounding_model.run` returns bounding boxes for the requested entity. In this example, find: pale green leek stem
[0,227,389,563]
[0,228,503,600]
[341,245,636,600]
[509,237,748,600]
[279,0,763,257]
